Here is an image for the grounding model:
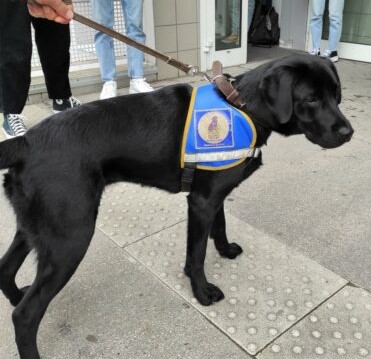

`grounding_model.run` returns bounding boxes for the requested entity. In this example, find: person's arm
[27,0,74,24]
